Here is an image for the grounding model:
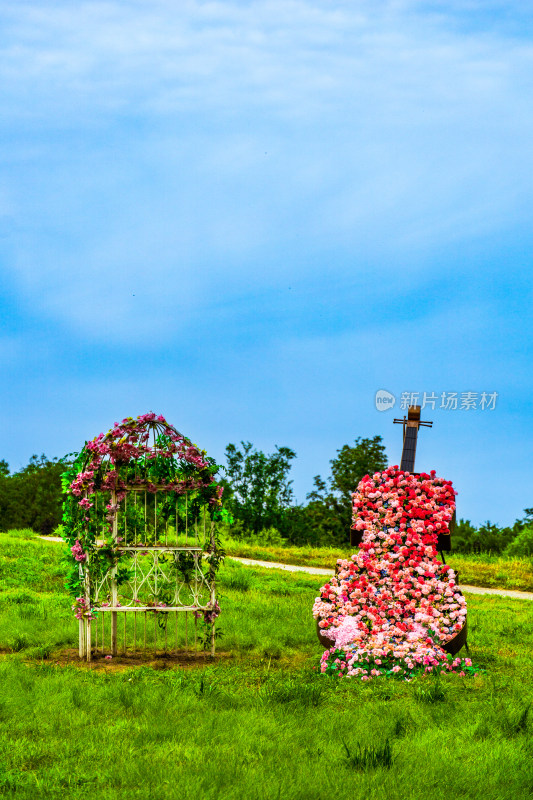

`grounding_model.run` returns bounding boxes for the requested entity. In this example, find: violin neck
[400,425,418,471]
